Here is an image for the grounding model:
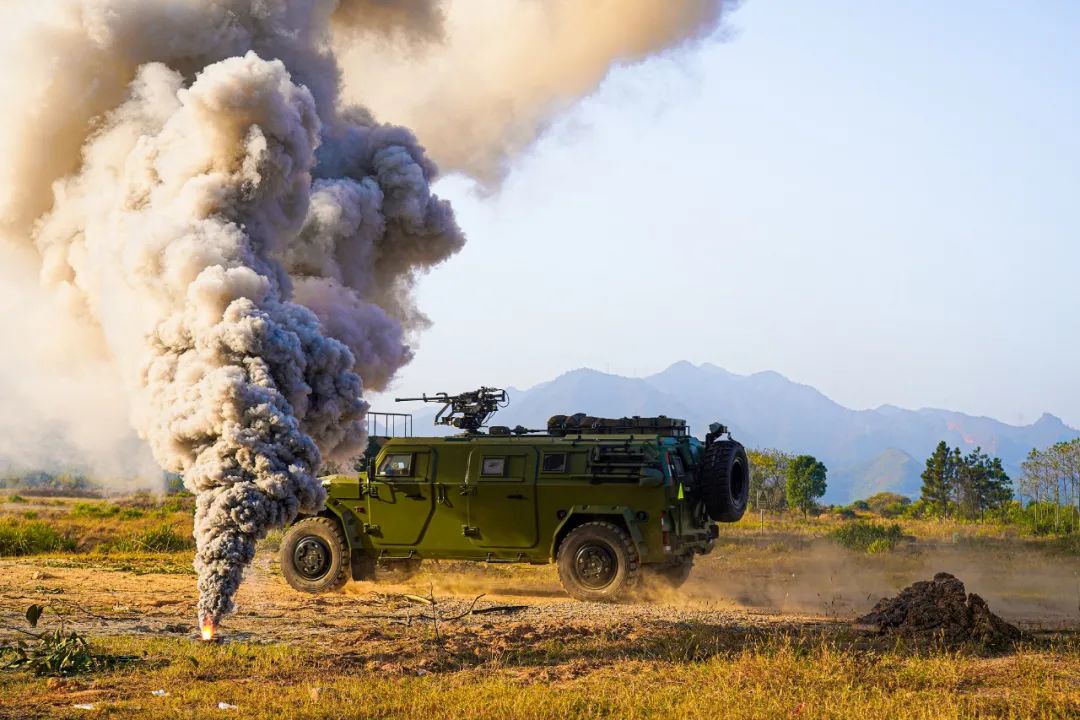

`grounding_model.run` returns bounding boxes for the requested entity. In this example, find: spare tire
[699,440,750,522]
